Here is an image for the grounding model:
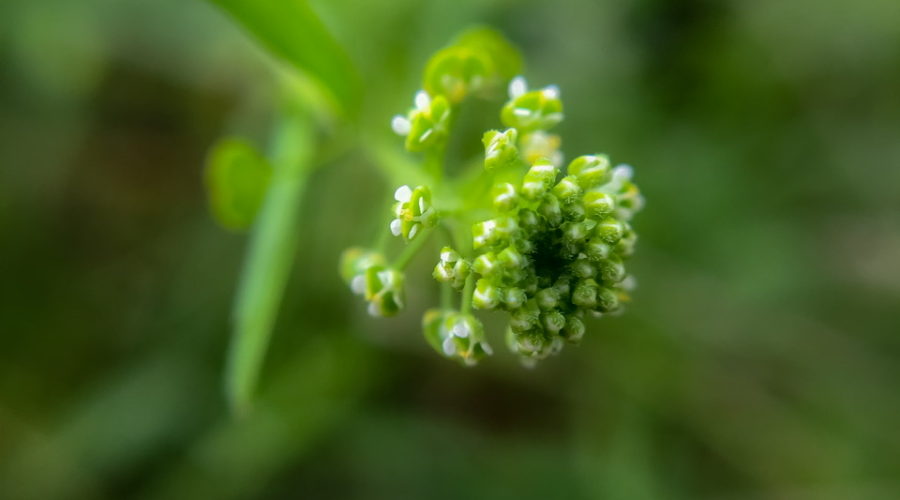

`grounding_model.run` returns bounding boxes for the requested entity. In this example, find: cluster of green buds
[341,29,643,366]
